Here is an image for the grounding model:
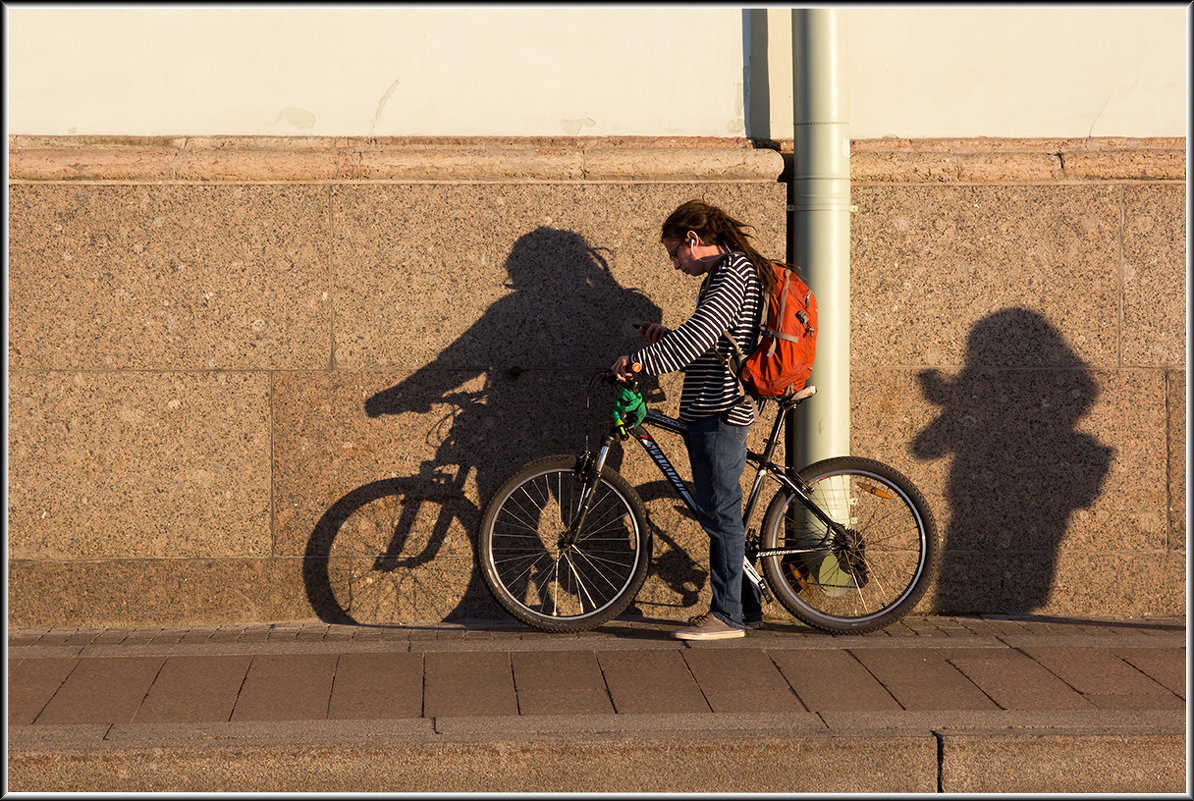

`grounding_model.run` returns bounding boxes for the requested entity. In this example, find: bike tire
[478,455,652,632]
[759,456,938,634]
